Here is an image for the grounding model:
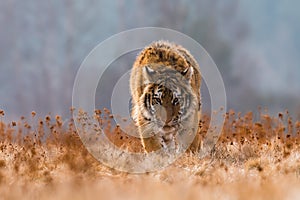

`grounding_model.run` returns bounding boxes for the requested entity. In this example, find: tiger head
[139,64,197,135]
